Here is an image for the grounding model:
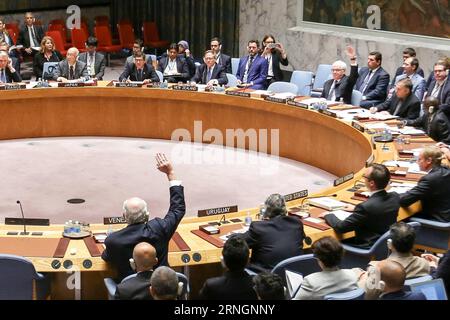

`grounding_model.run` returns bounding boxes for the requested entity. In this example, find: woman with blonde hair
[33,35,63,80]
